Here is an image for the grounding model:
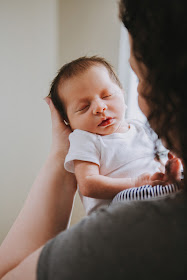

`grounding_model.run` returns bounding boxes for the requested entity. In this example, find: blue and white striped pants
[112,184,180,203]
